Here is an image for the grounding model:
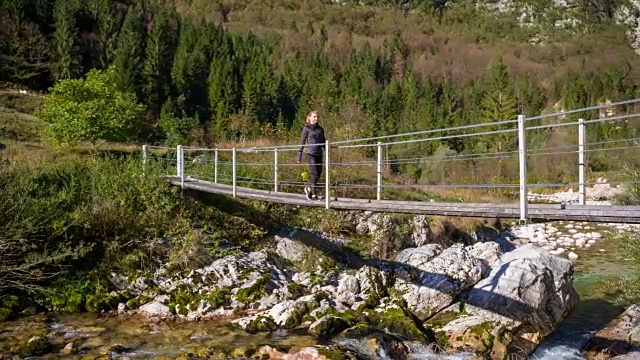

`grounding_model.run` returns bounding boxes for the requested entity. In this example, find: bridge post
[177,145,184,188]
[517,115,528,224]
[274,148,279,192]
[142,144,147,176]
[214,148,218,184]
[325,140,331,209]
[377,141,382,201]
[176,145,182,177]
[232,147,237,198]
[578,118,586,205]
